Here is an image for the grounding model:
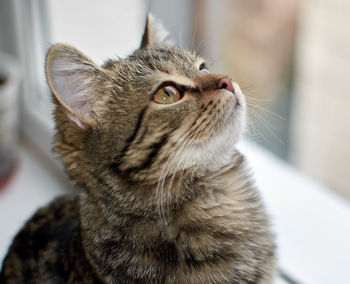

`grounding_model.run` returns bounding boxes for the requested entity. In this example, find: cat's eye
[153,86,181,104]
[200,68,210,74]
[199,63,210,74]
